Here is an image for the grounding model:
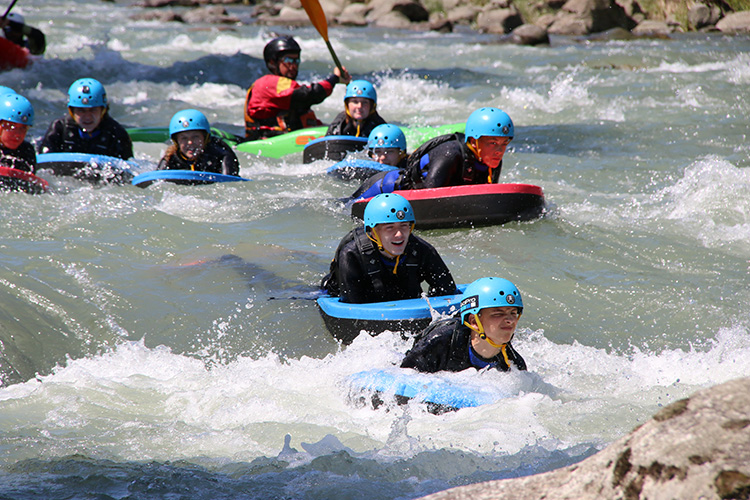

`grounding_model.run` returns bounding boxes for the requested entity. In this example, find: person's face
[70,106,105,133]
[0,120,29,150]
[474,306,520,344]
[277,52,300,80]
[175,130,206,159]
[346,97,372,121]
[369,147,403,166]
[373,221,412,256]
[472,136,511,168]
